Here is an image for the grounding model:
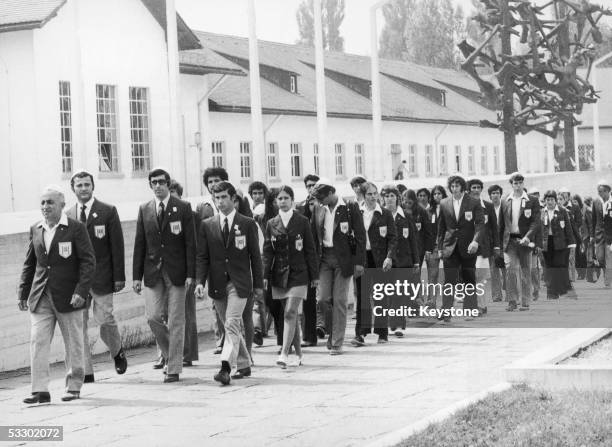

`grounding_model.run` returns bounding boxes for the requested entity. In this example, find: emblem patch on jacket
[524,209,532,218]
[170,221,182,235]
[340,222,349,234]
[58,242,72,258]
[94,225,106,239]
[295,234,303,251]
[431,214,436,223]
[235,235,246,250]
[379,226,387,237]
[403,227,409,238]
[465,211,473,222]
[416,222,422,231]
[560,220,565,229]
[484,215,489,224]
